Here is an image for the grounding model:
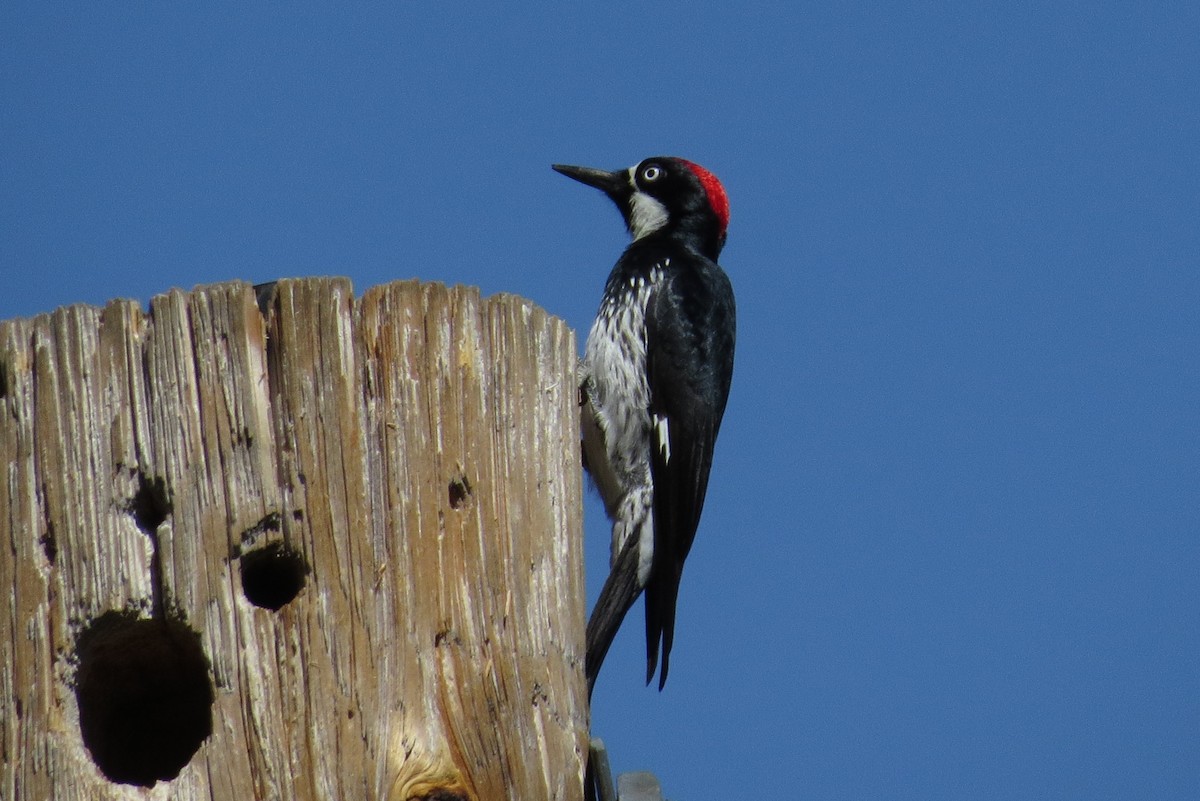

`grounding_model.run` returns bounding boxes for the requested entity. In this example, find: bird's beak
[552,164,630,204]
